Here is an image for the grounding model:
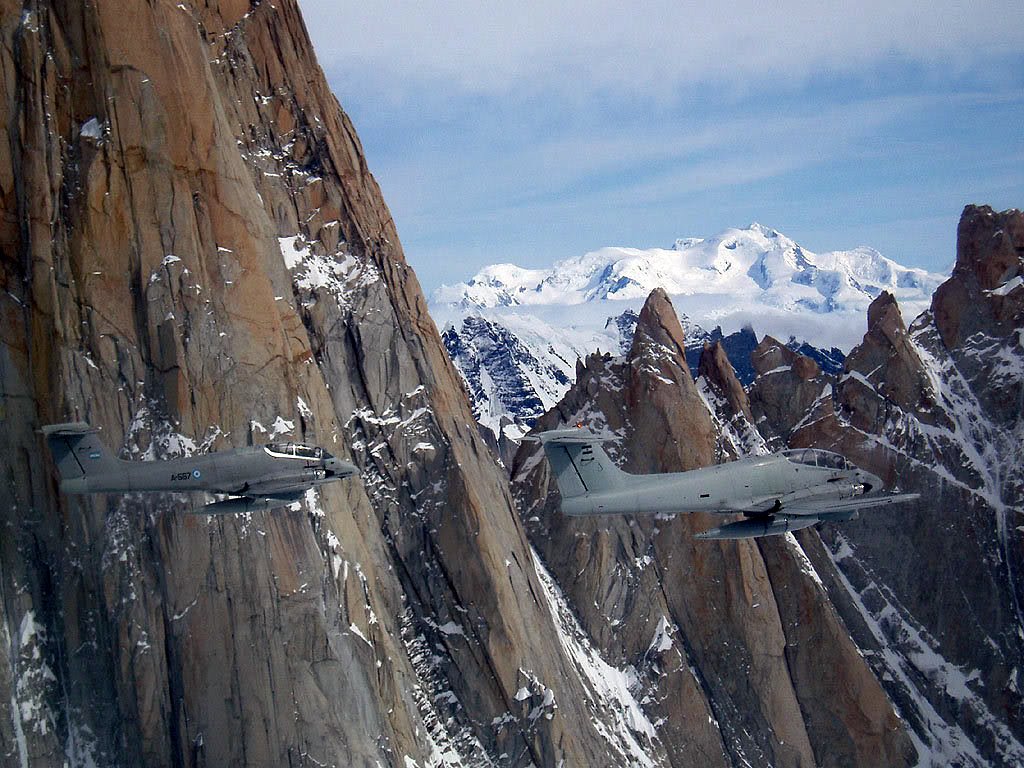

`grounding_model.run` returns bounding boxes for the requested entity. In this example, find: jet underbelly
[211,452,263,494]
